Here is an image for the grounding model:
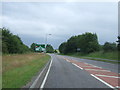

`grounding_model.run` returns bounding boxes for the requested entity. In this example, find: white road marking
[85,69,111,72]
[92,66,102,68]
[29,60,49,88]
[40,57,53,89]
[116,86,120,88]
[95,74,120,78]
[72,63,83,70]
[88,63,94,66]
[66,60,70,62]
[80,66,93,67]
[85,62,89,64]
[91,74,114,88]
